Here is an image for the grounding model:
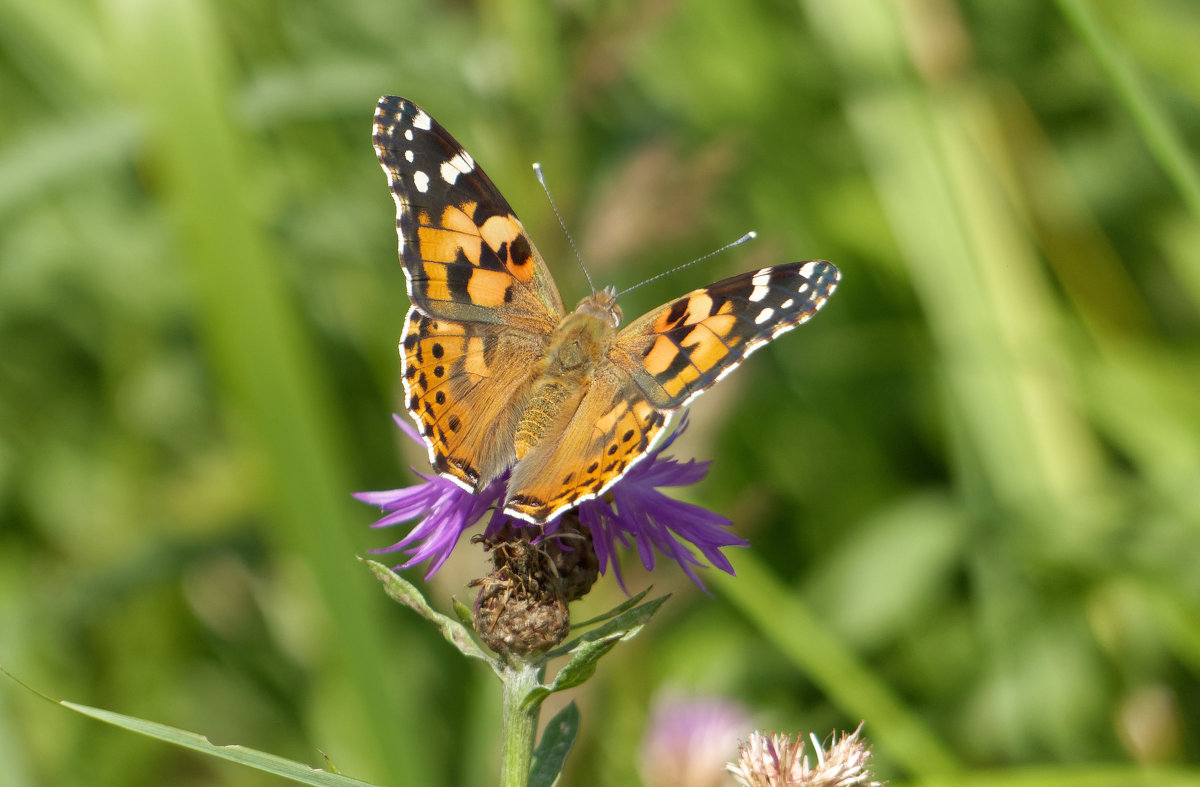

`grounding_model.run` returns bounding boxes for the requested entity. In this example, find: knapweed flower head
[470,535,571,656]
[727,725,881,787]
[355,412,747,589]
[640,694,751,787]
